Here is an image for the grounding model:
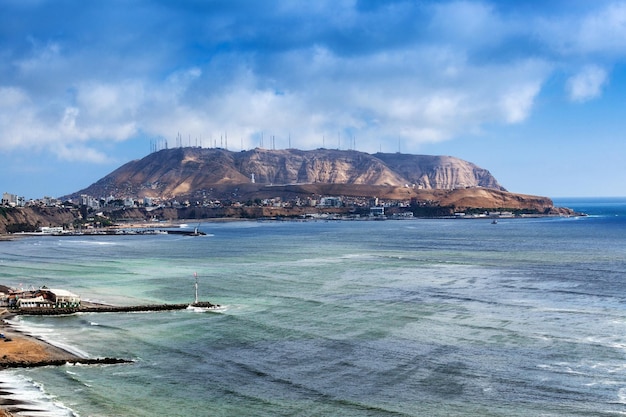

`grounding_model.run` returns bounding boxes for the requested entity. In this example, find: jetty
[12,301,219,316]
